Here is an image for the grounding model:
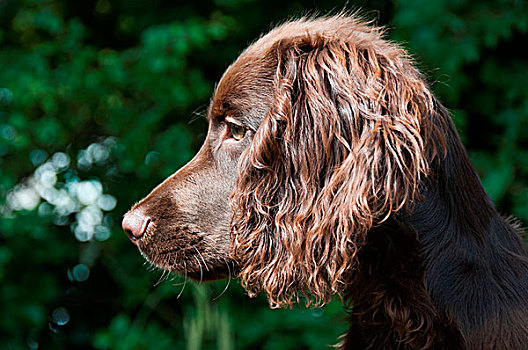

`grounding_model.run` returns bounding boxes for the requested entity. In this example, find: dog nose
[122,209,151,240]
